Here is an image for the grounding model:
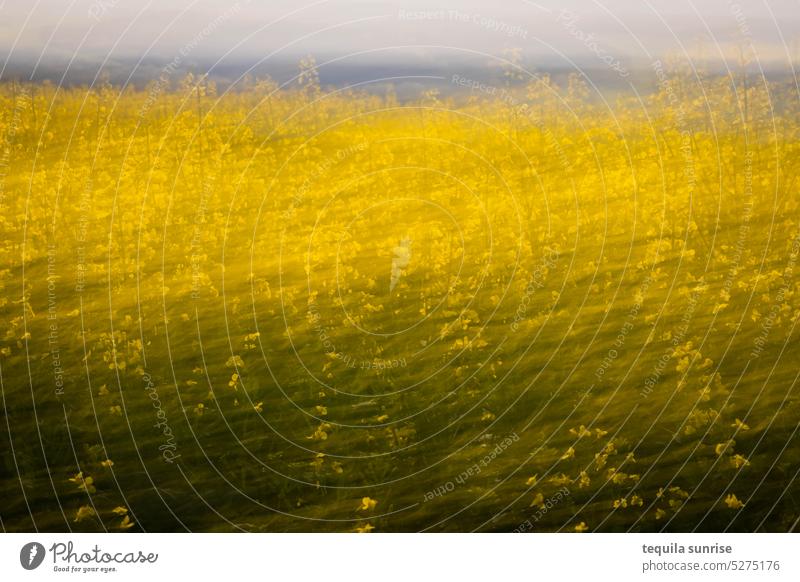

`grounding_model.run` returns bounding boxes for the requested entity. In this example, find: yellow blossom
[119,516,135,529]
[724,494,744,509]
[358,497,377,511]
[74,506,96,522]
